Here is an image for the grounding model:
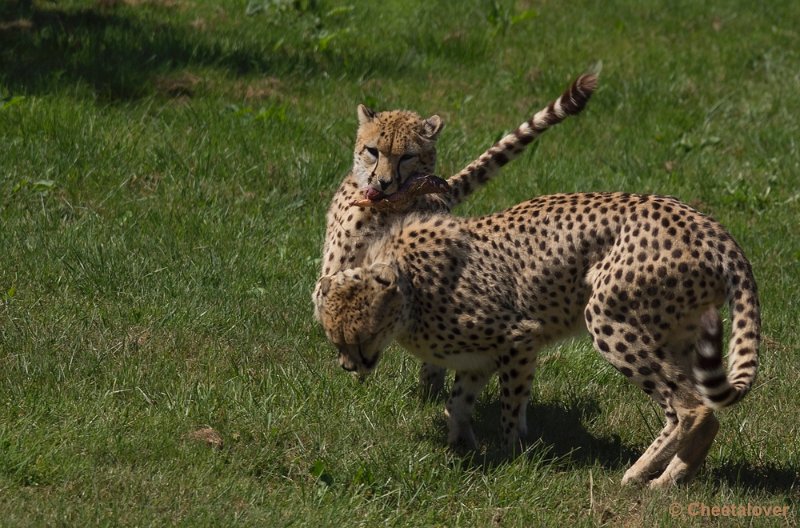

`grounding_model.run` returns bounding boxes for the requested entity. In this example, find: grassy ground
[1,0,799,525]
